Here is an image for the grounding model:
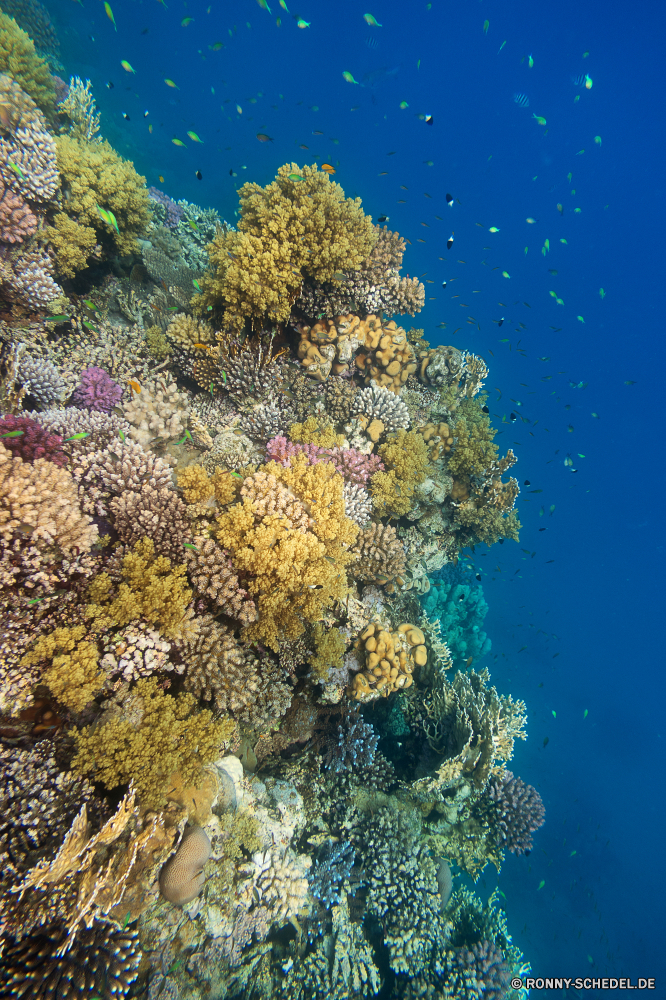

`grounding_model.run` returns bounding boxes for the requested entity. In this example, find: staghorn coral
[109,484,192,561]
[0,923,141,1000]
[54,135,152,257]
[0,13,55,112]
[197,162,376,332]
[185,536,258,624]
[159,825,211,905]
[216,454,358,650]
[0,413,65,465]
[71,365,123,412]
[351,522,406,589]
[351,622,425,701]
[72,676,236,807]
